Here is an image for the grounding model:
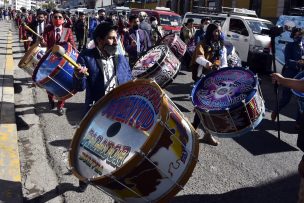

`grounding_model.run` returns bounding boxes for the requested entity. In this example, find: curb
[0,23,22,202]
